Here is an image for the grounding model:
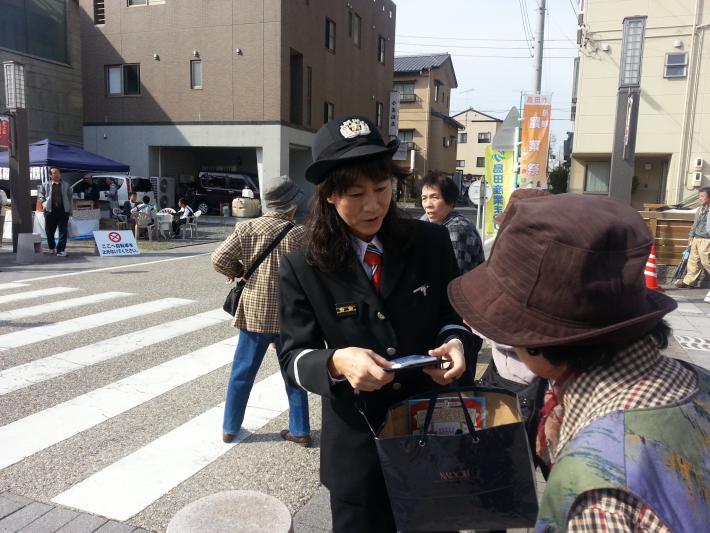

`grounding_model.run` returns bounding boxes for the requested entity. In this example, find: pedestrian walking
[449,193,709,532]
[212,175,310,446]
[38,167,72,257]
[420,171,484,272]
[277,115,475,532]
[675,186,710,288]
